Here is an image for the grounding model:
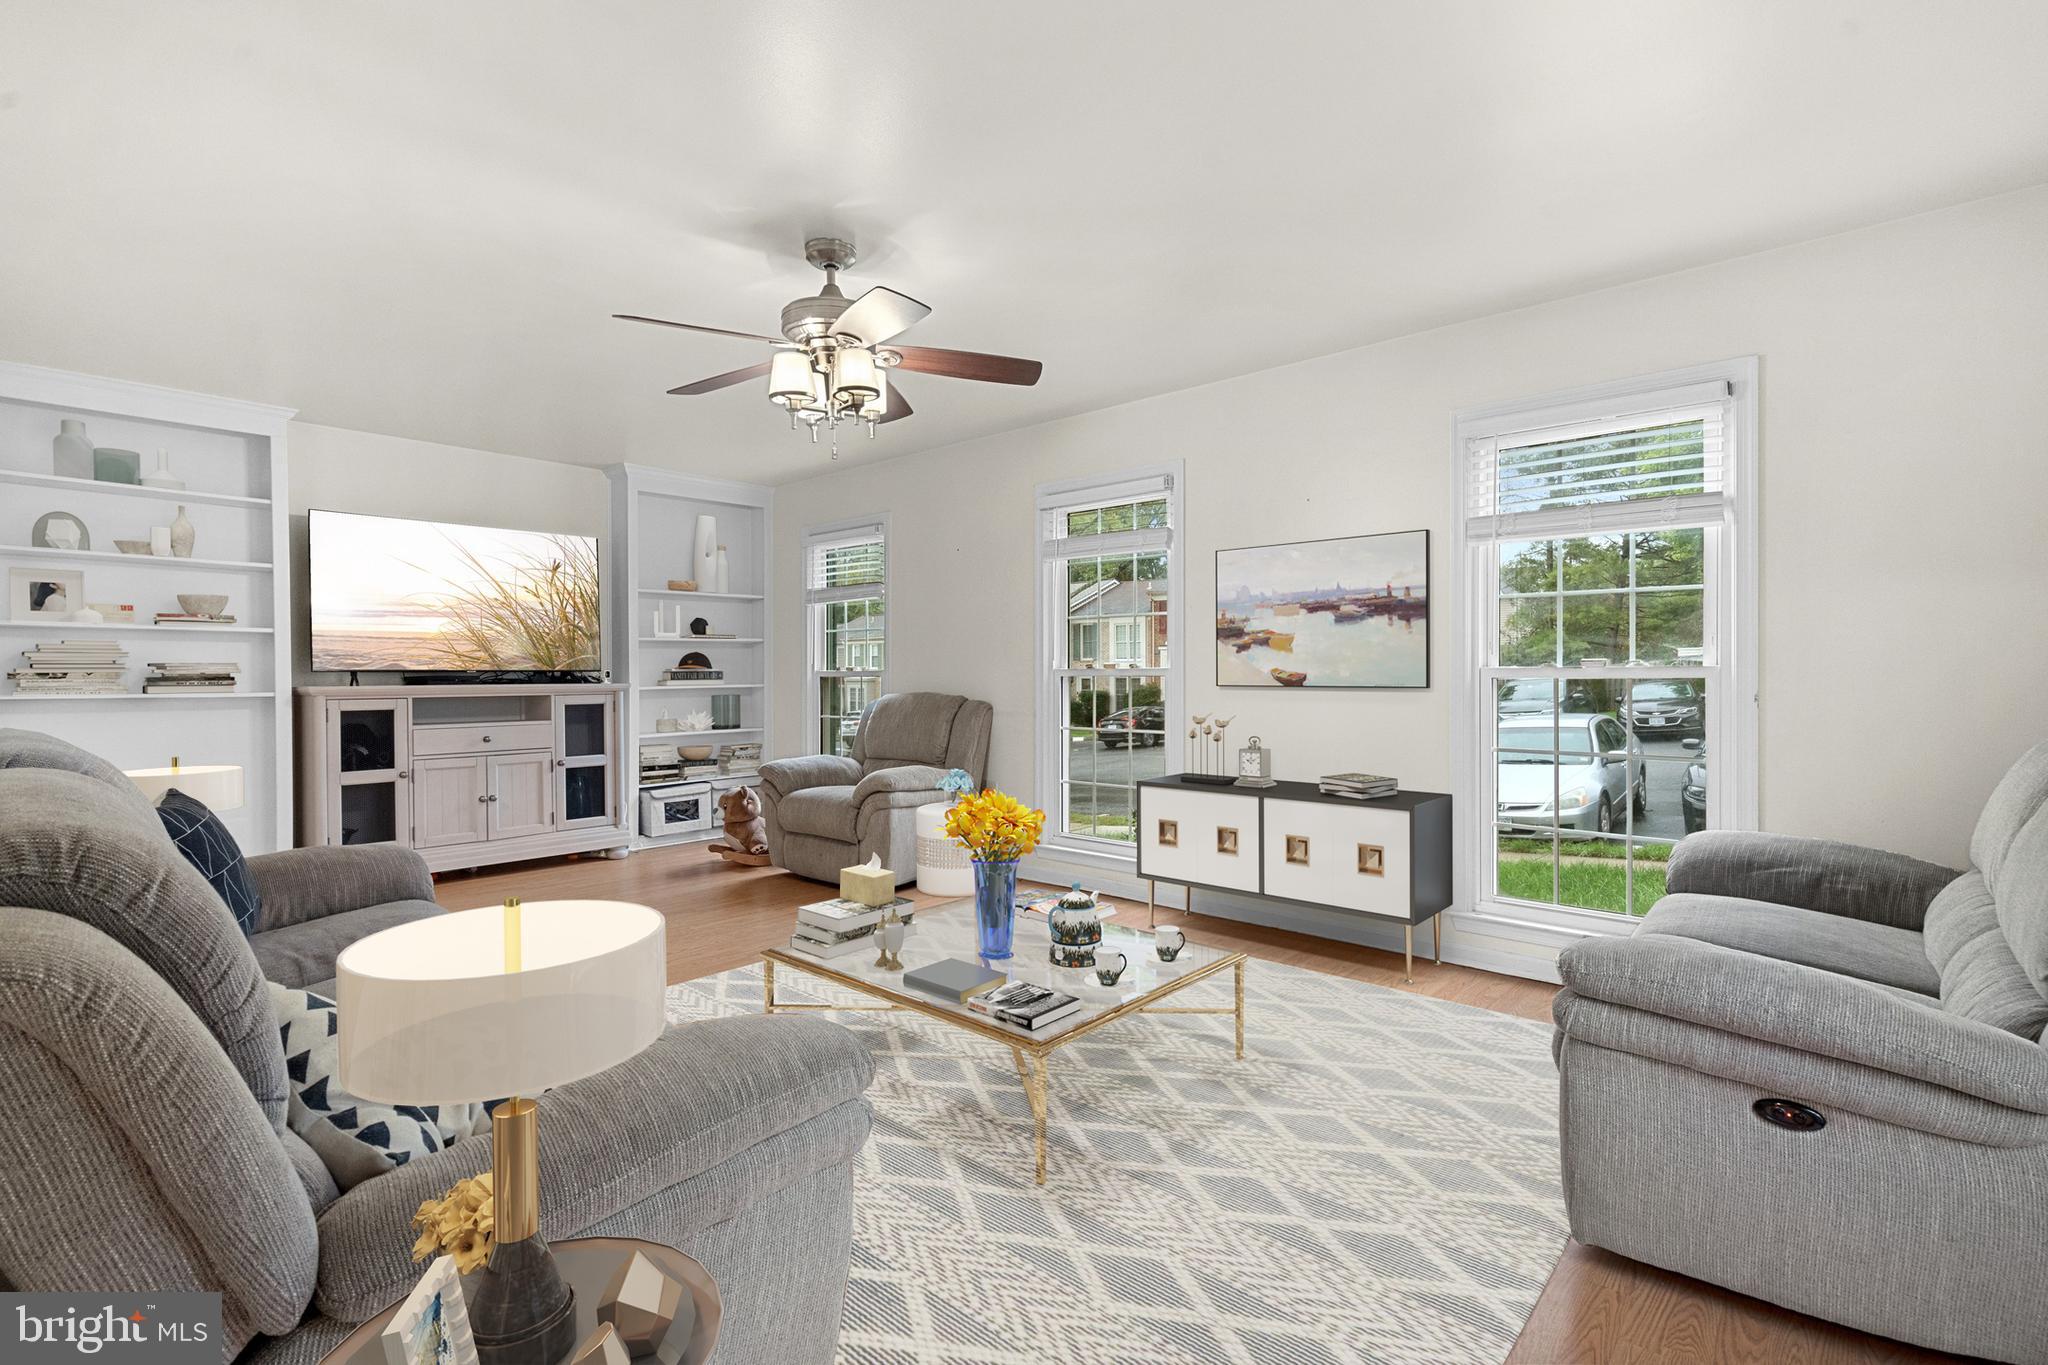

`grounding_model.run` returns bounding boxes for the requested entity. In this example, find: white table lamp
[337,900,666,1365]
[125,758,244,810]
